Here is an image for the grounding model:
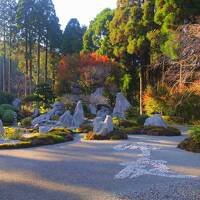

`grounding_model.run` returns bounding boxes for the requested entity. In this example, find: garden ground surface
[0,125,200,200]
